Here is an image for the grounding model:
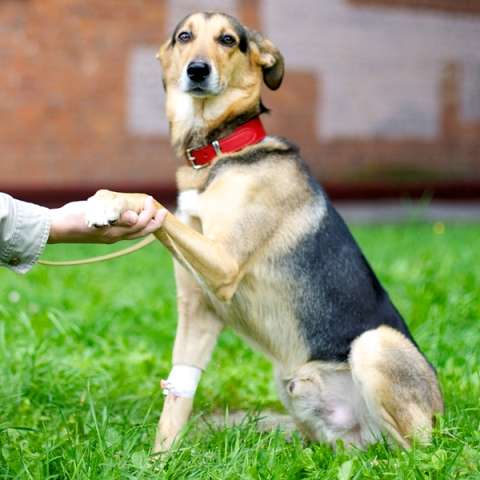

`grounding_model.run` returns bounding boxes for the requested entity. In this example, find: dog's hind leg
[349,326,443,448]
[154,259,223,453]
